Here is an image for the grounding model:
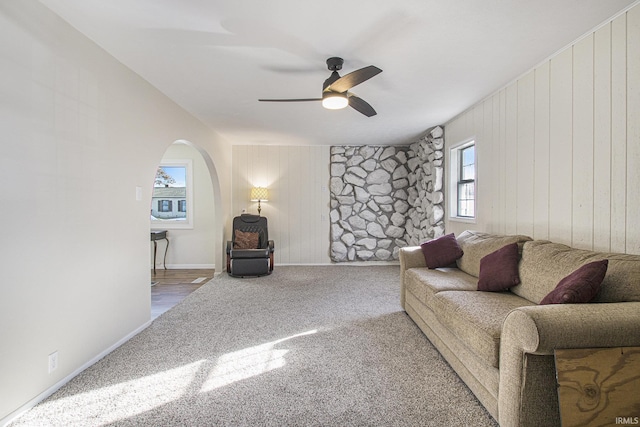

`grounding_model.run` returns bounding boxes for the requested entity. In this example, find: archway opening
[149,140,223,318]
